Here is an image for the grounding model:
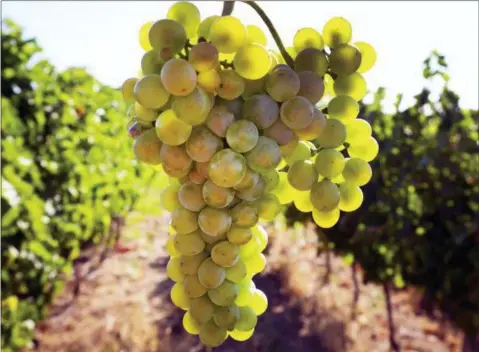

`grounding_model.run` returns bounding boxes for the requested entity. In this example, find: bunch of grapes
[121,1,377,347]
